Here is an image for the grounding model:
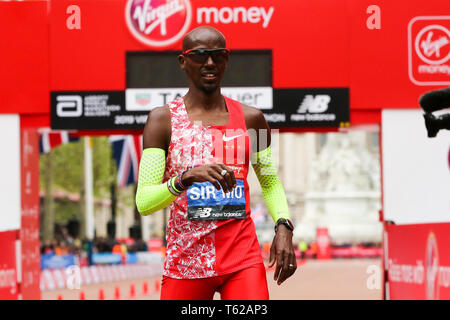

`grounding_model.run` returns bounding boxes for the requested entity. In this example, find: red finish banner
[386,223,450,300]
[316,227,331,260]
[0,231,18,300]
[20,128,41,300]
[1,0,450,126]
